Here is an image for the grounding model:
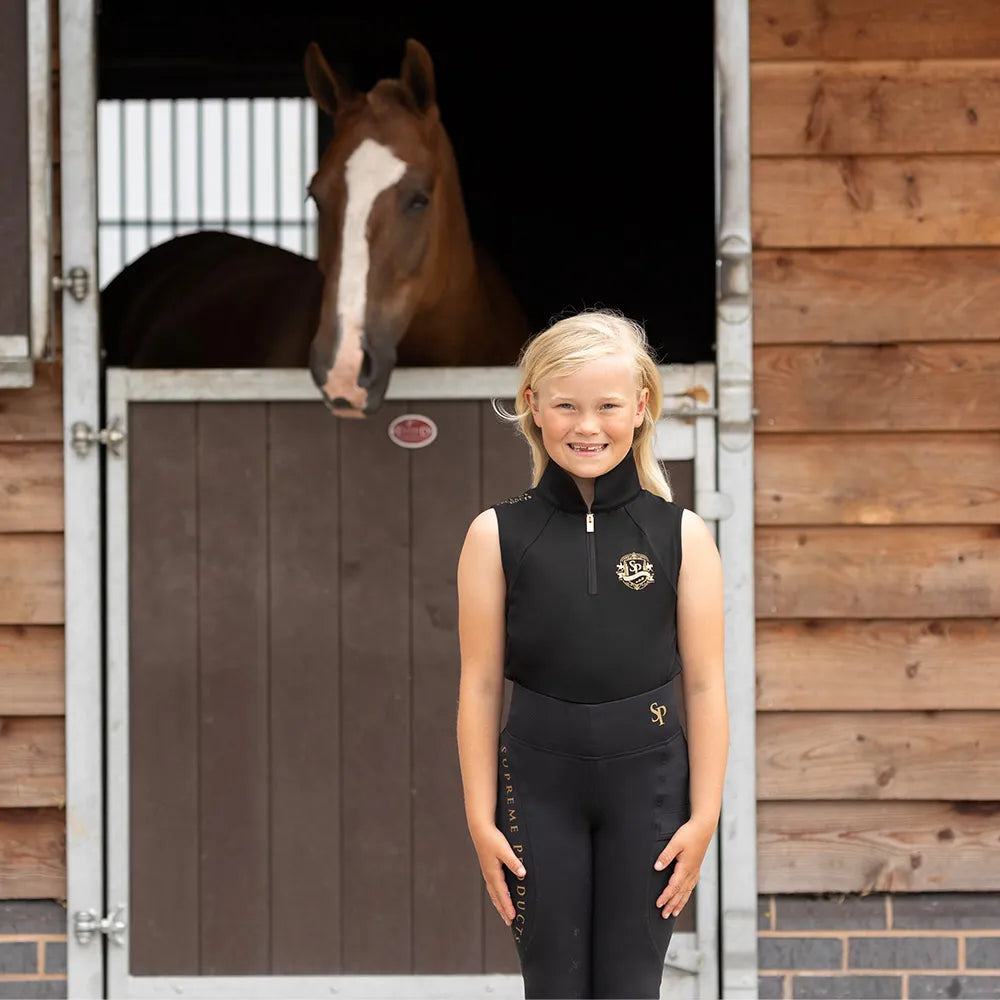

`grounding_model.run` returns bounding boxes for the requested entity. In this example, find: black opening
[97,2,716,363]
